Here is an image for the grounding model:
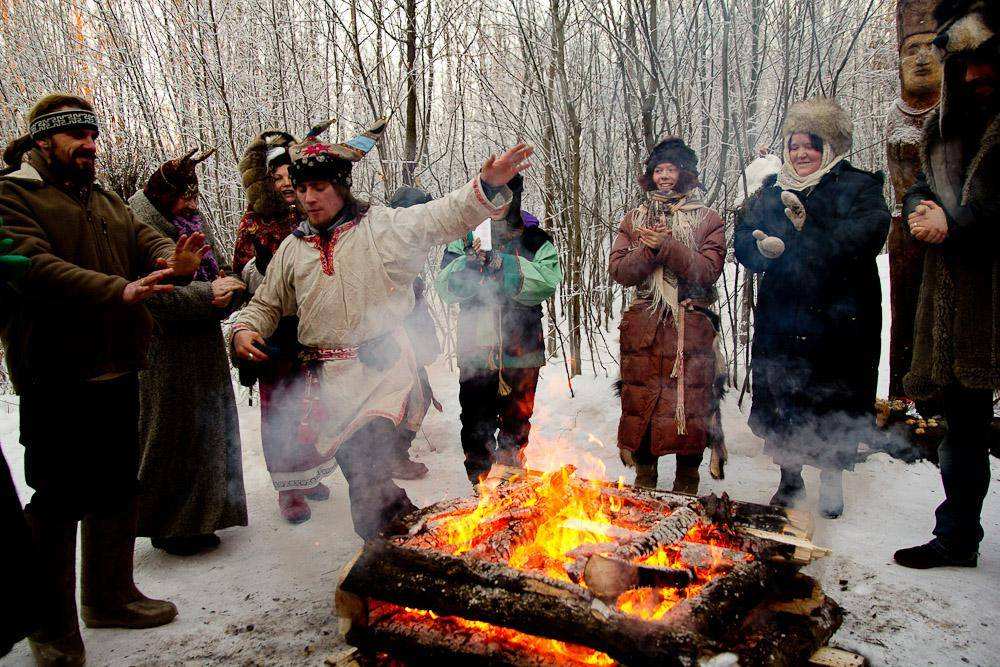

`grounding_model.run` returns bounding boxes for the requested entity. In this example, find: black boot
[769,466,804,508]
[893,540,978,569]
[81,500,178,629]
[24,507,86,667]
[671,464,700,495]
[819,469,844,519]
